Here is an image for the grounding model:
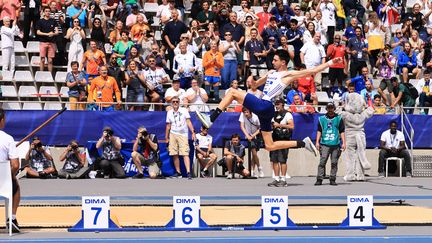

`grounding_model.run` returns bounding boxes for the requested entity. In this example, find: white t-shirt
[262,71,288,101]
[319,3,336,27]
[165,87,186,102]
[239,113,260,135]
[0,130,18,161]
[300,41,326,69]
[185,87,209,112]
[380,129,405,148]
[271,111,293,125]
[143,67,168,89]
[166,107,191,137]
[195,133,213,149]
